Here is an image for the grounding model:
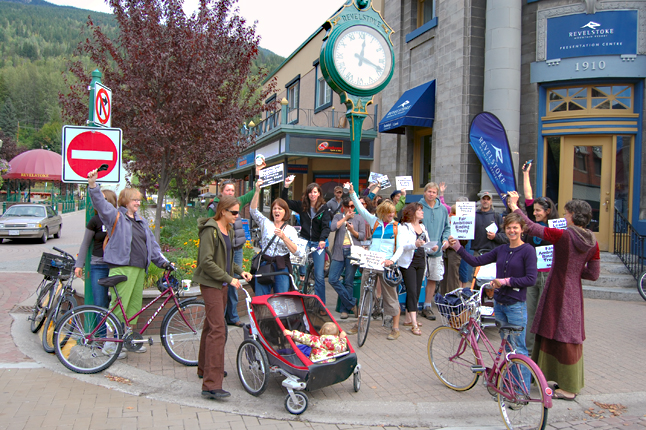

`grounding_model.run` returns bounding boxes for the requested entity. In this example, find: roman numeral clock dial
[332,25,392,91]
